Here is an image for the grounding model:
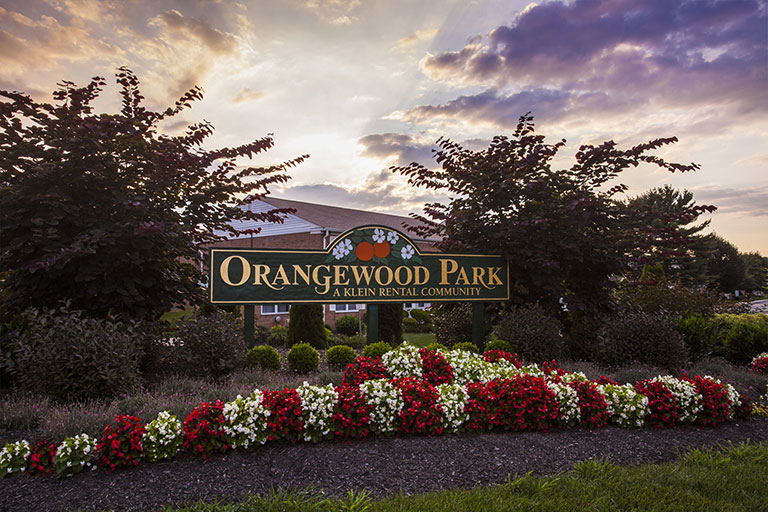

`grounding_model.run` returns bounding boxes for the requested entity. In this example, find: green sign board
[209,225,509,304]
